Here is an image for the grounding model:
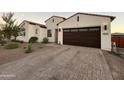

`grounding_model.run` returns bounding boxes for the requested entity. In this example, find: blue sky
[0,12,123,33]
